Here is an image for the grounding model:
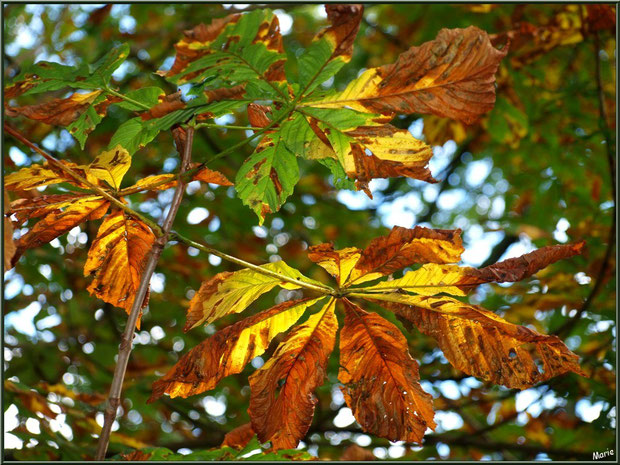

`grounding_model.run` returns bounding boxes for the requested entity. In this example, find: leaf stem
[169,231,336,296]
[193,123,263,131]
[94,125,195,460]
[104,86,152,111]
